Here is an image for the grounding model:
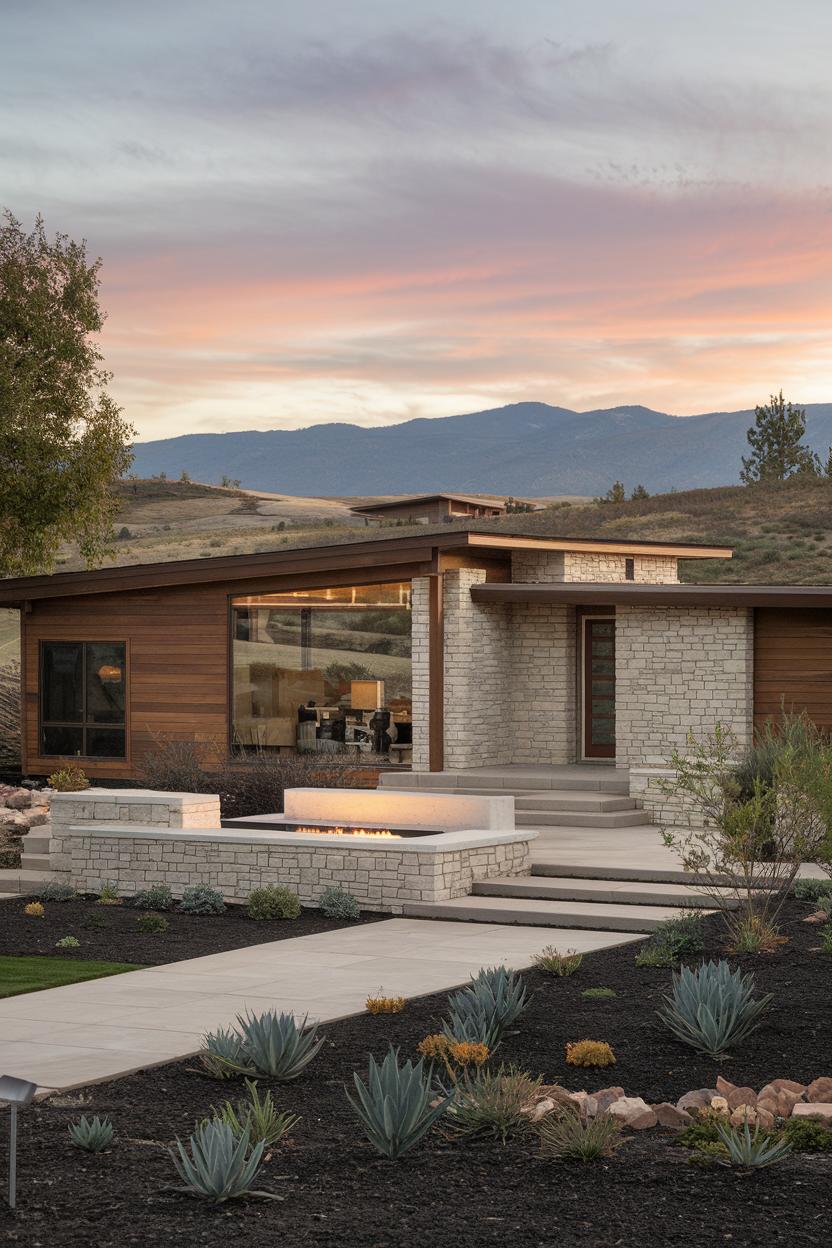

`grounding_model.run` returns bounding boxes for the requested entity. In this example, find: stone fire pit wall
[56,789,536,914]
